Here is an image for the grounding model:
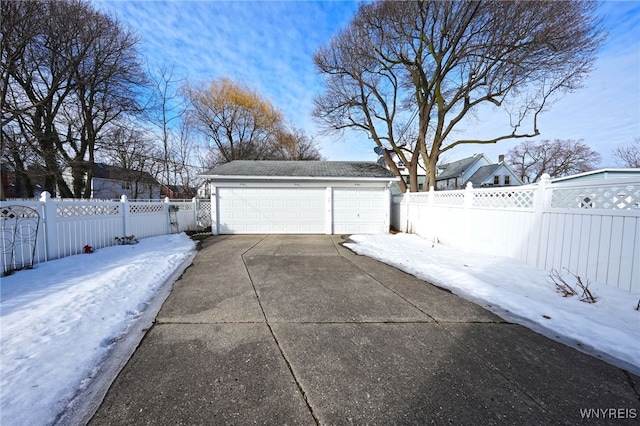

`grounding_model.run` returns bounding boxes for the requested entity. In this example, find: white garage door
[218,187,326,234]
[332,188,387,234]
